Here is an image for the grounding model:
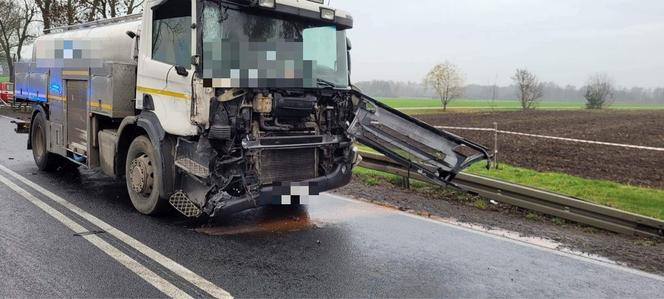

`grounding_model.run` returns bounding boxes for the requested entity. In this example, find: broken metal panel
[348,91,490,186]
